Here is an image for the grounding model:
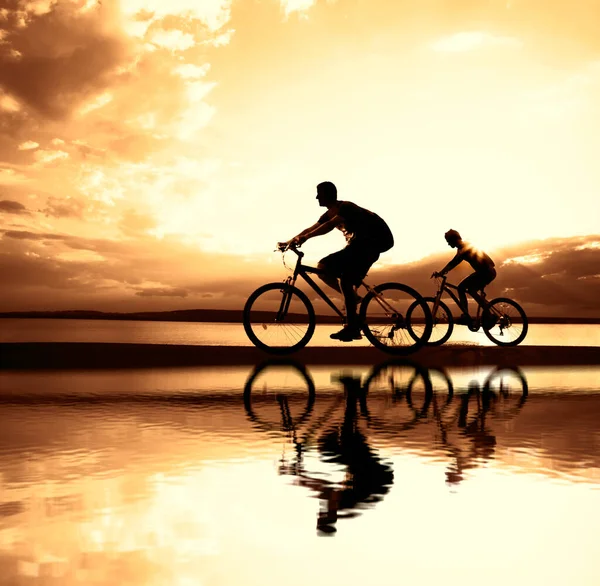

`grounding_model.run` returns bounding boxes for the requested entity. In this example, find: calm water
[0,362,599,585]
[2,318,600,346]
